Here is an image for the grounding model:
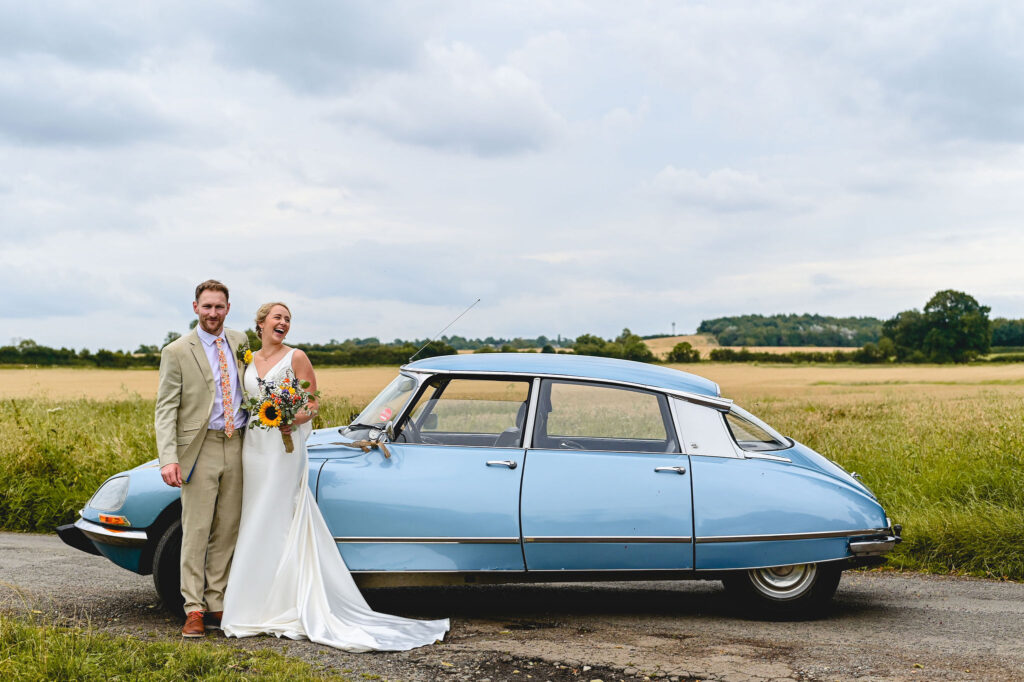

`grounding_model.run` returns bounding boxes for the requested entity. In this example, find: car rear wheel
[152,519,184,615]
[722,562,841,617]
